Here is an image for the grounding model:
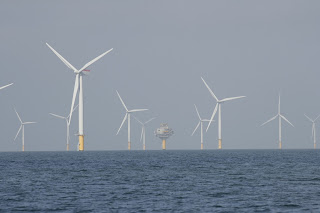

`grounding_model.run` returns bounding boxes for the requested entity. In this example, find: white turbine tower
[46,43,113,151]
[116,91,148,150]
[0,83,13,91]
[133,116,156,150]
[304,114,320,149]
[14,108,36,151]
[201,77,245,149]
[49,105,78,151]
[191,104,213,150]
[261,94,294,149]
